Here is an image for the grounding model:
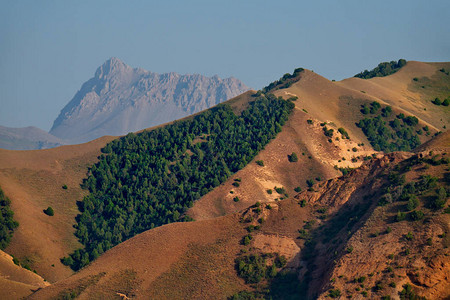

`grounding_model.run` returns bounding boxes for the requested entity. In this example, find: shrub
[294,186,302,193]
[396,211,406,222]
[431,187,447,209]
[233,197,240,202]
[306,179,315,187]
[338,127,349,139]
[267,189,273,194]
[232,182,240,187]
[399,283,425,300]
[43,206,54,216]
[62,184,68,189]
[328,289,341,298]
[255,160,264,166]
[410,210,424,221]
[307,119,313,124]
[442,98,449,106]
[275,187,286,194]
[288,152,298,162]
[405,231,413,241]
[323,126,334,137]
[432,98,442,105]
[235,254,266,283]
[242,234,253,245]
[406,195,419,211]
[274,255,287,268]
